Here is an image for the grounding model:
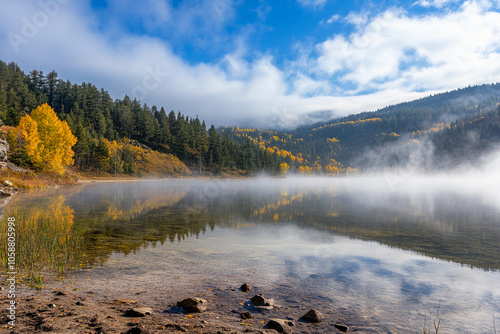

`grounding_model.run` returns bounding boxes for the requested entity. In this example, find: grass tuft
[423,305,441,334]
[0,194,84,288]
